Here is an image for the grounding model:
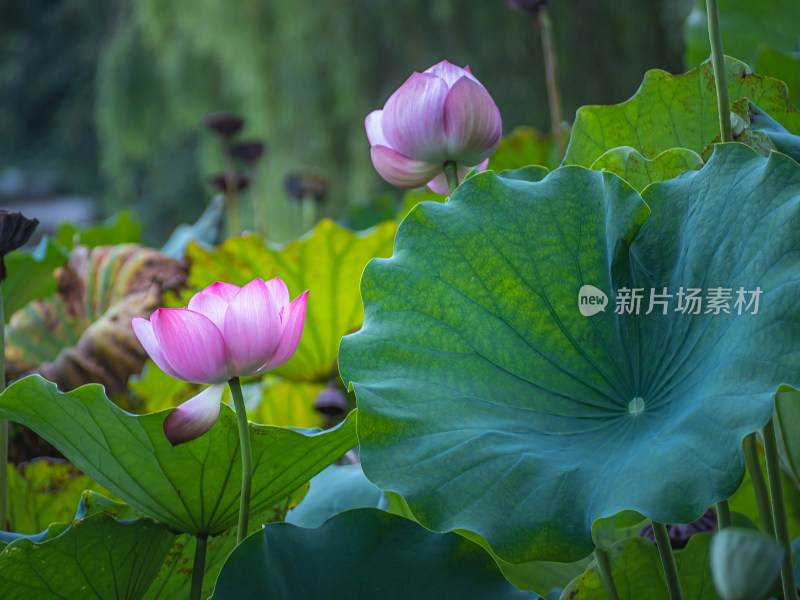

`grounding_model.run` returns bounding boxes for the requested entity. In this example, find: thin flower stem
[301,195,316,233]
[594,546,619,600]
[221,143,241,234]
[0,284,6,531]
[229,376,252,545]
[706,0,732,143]
[189,534,208,600]
[743,432,775,536]
[444,161,459,195]
[652,522,684,600]
[536,7,565,158]
[715,500,730,529]
[763,417,799,600]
